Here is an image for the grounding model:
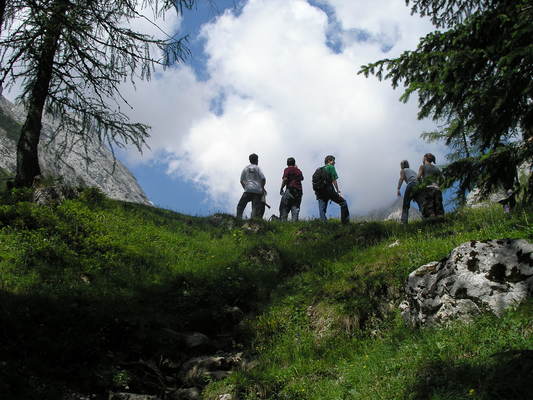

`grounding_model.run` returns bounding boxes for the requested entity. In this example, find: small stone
[183,332,210,349]
[108,393,161,400]
[168,387,201,400]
